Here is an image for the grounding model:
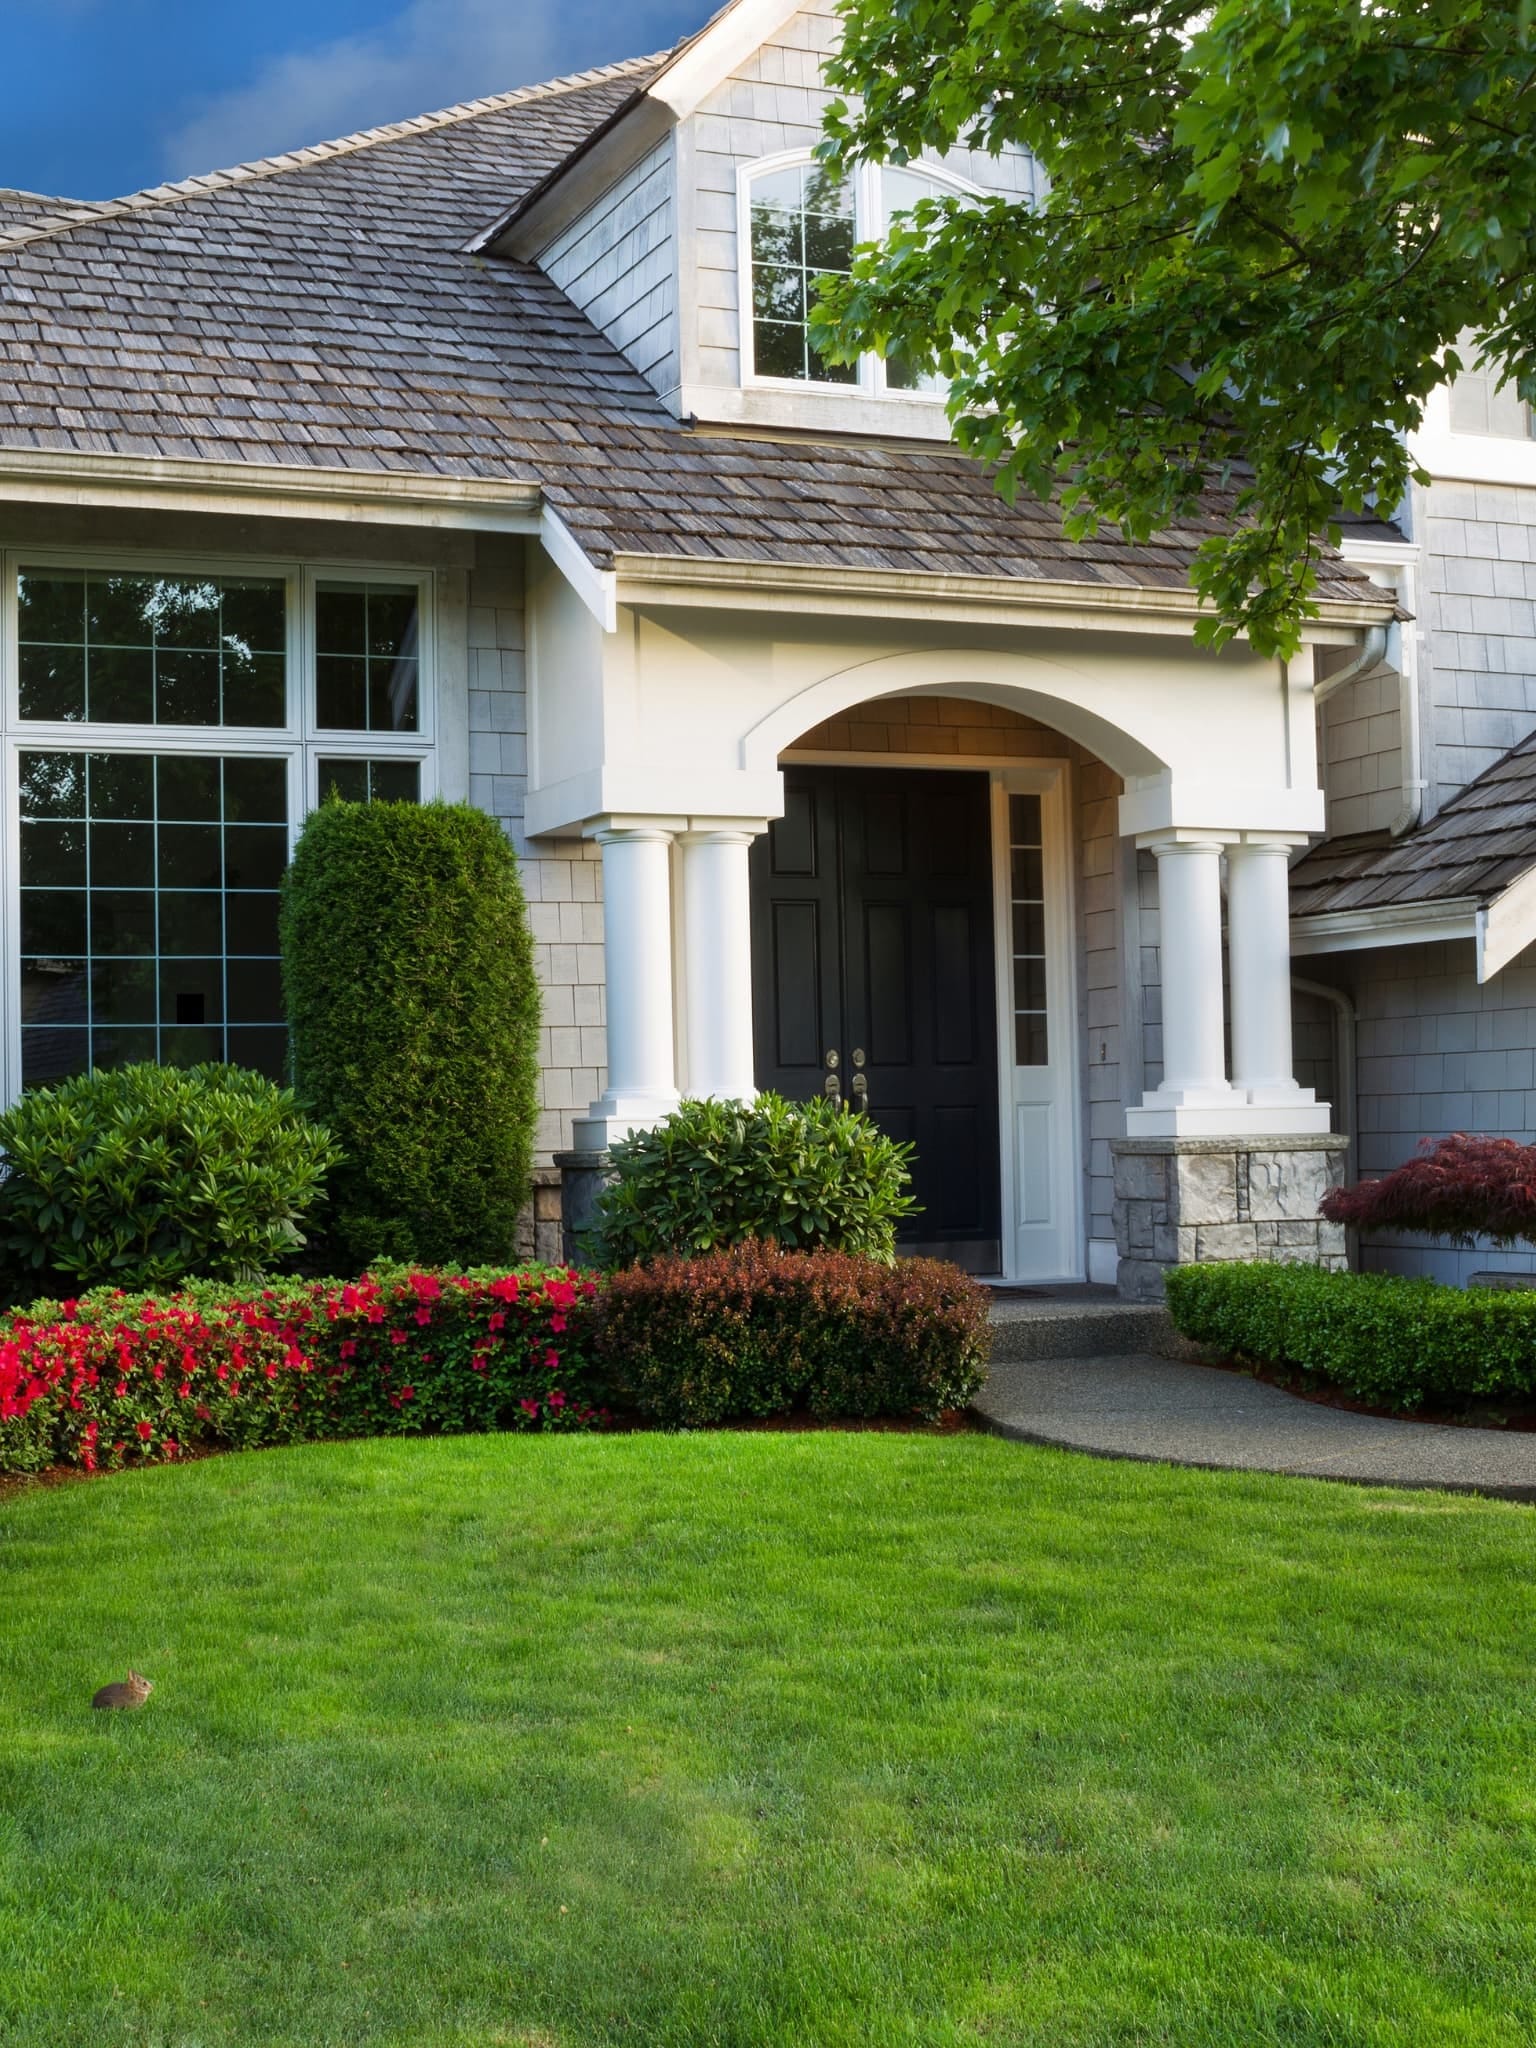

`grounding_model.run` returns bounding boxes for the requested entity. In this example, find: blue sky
[1,0,704,202]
